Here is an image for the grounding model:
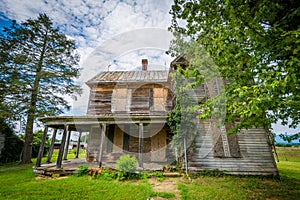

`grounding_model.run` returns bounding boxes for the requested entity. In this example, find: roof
[86,70,169,85]
[170,54,189,70]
